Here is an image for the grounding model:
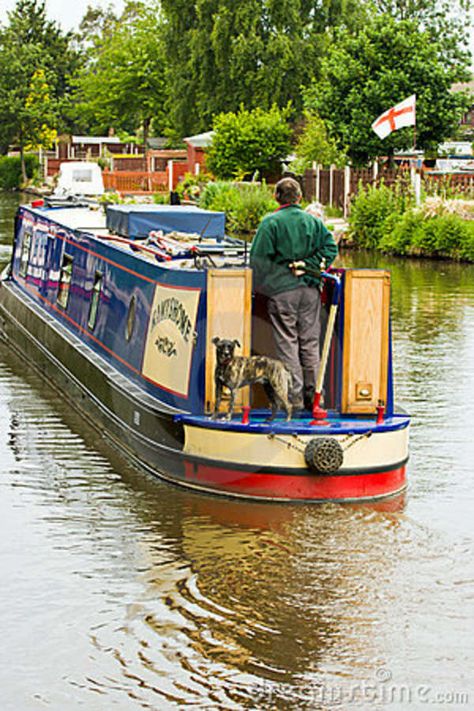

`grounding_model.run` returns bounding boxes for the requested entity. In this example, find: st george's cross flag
[371,95,416,139]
